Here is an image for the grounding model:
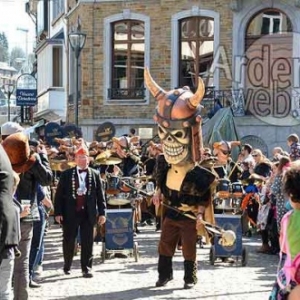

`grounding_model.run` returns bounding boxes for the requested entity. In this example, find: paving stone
[29,222,278,300]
